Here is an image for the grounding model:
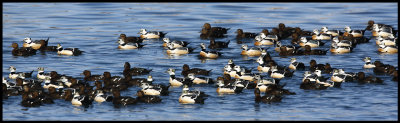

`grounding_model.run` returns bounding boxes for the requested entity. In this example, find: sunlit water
[2,2,398,121]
